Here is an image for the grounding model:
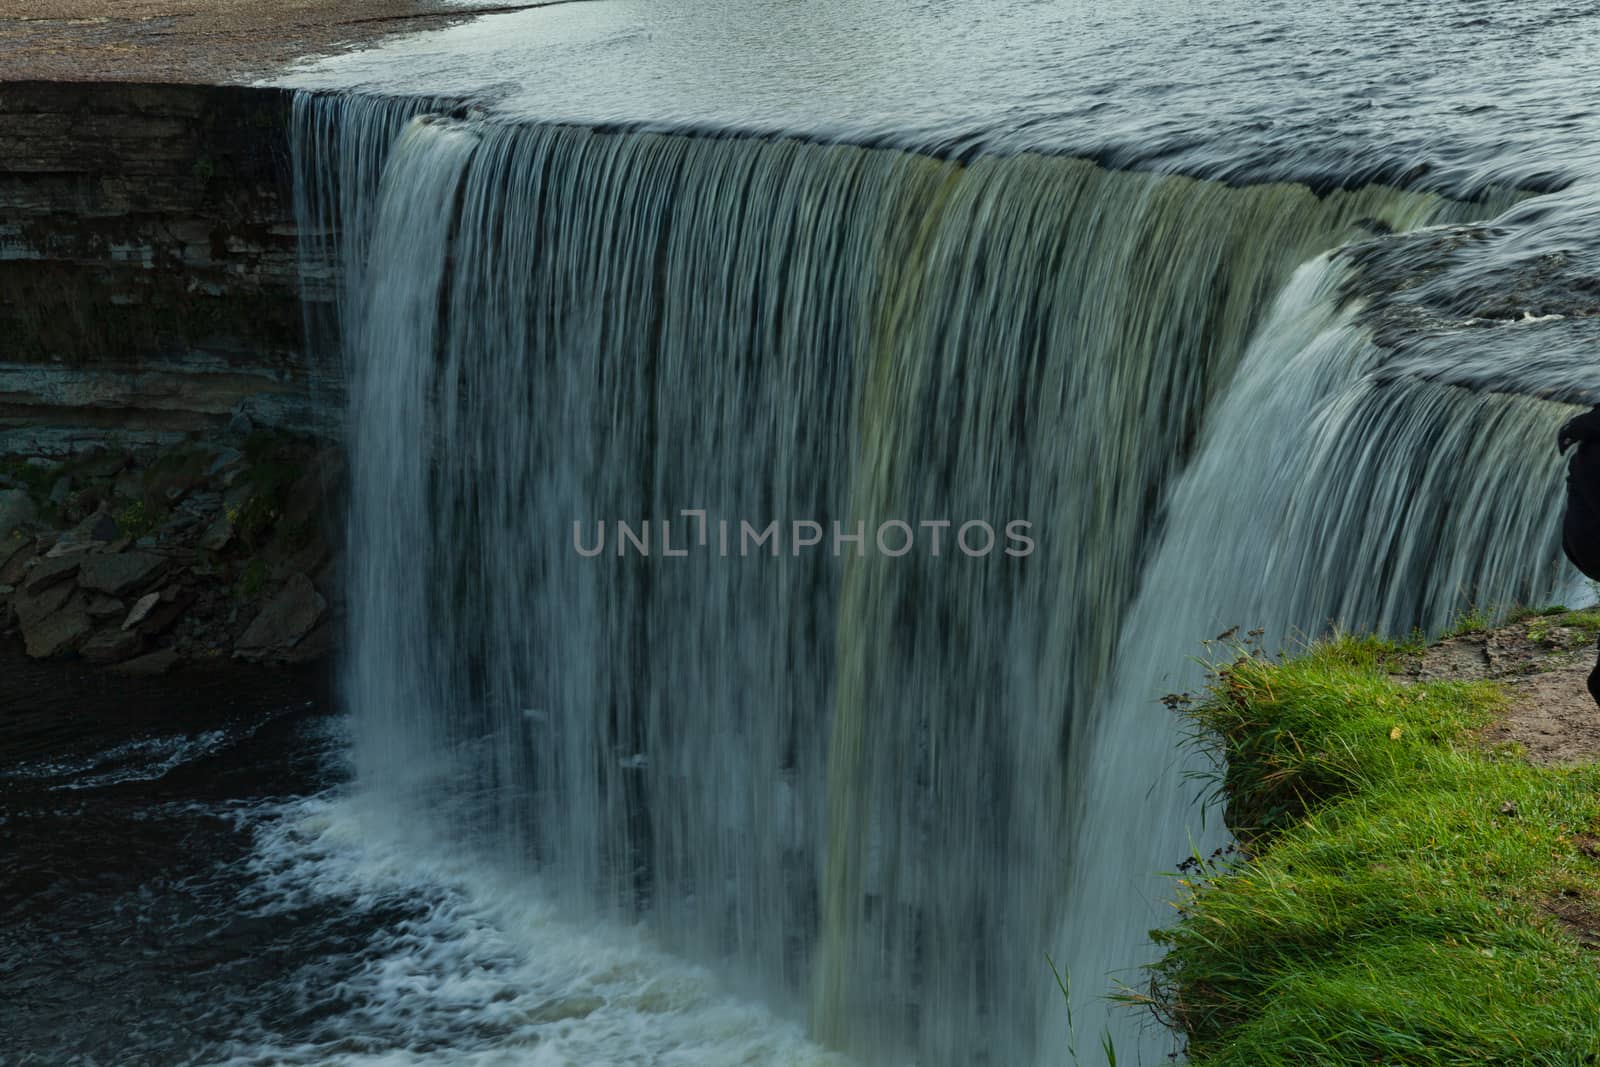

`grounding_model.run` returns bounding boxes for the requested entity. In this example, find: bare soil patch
[1401,617,1600,765]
